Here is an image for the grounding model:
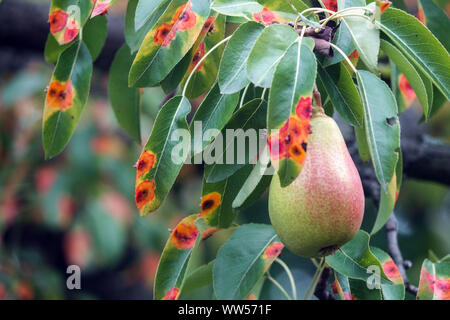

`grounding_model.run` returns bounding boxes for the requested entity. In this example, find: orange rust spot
[295,96,312,121]
[380,1,392,13]
[201,227,219,240]
[172,1,197,31]
[162,287,180,300]
[135,180,156,210]
[264,242,284,259]
[64,19,79,43]
[189,42,205,72]
[398,74,416,103]
[382,260,402,283]
[200,192,221,217]
[348,50,359,59]
[253,8,278,24]
[416,6,426,24]
[322,0,337,12]
[202,17,216,34]
[46,80,74,110]
[435,277,450,300]
[154,23,175,46]
[170,220,199,249]
[136,150,156,179]
[49,9,68,34]
[245,294,257,300]
[92,1,110,17]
